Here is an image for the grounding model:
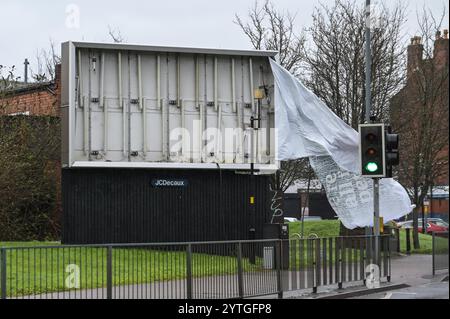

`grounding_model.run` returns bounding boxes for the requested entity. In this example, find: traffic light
[385,126,399,178]
[359,123,386,177]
